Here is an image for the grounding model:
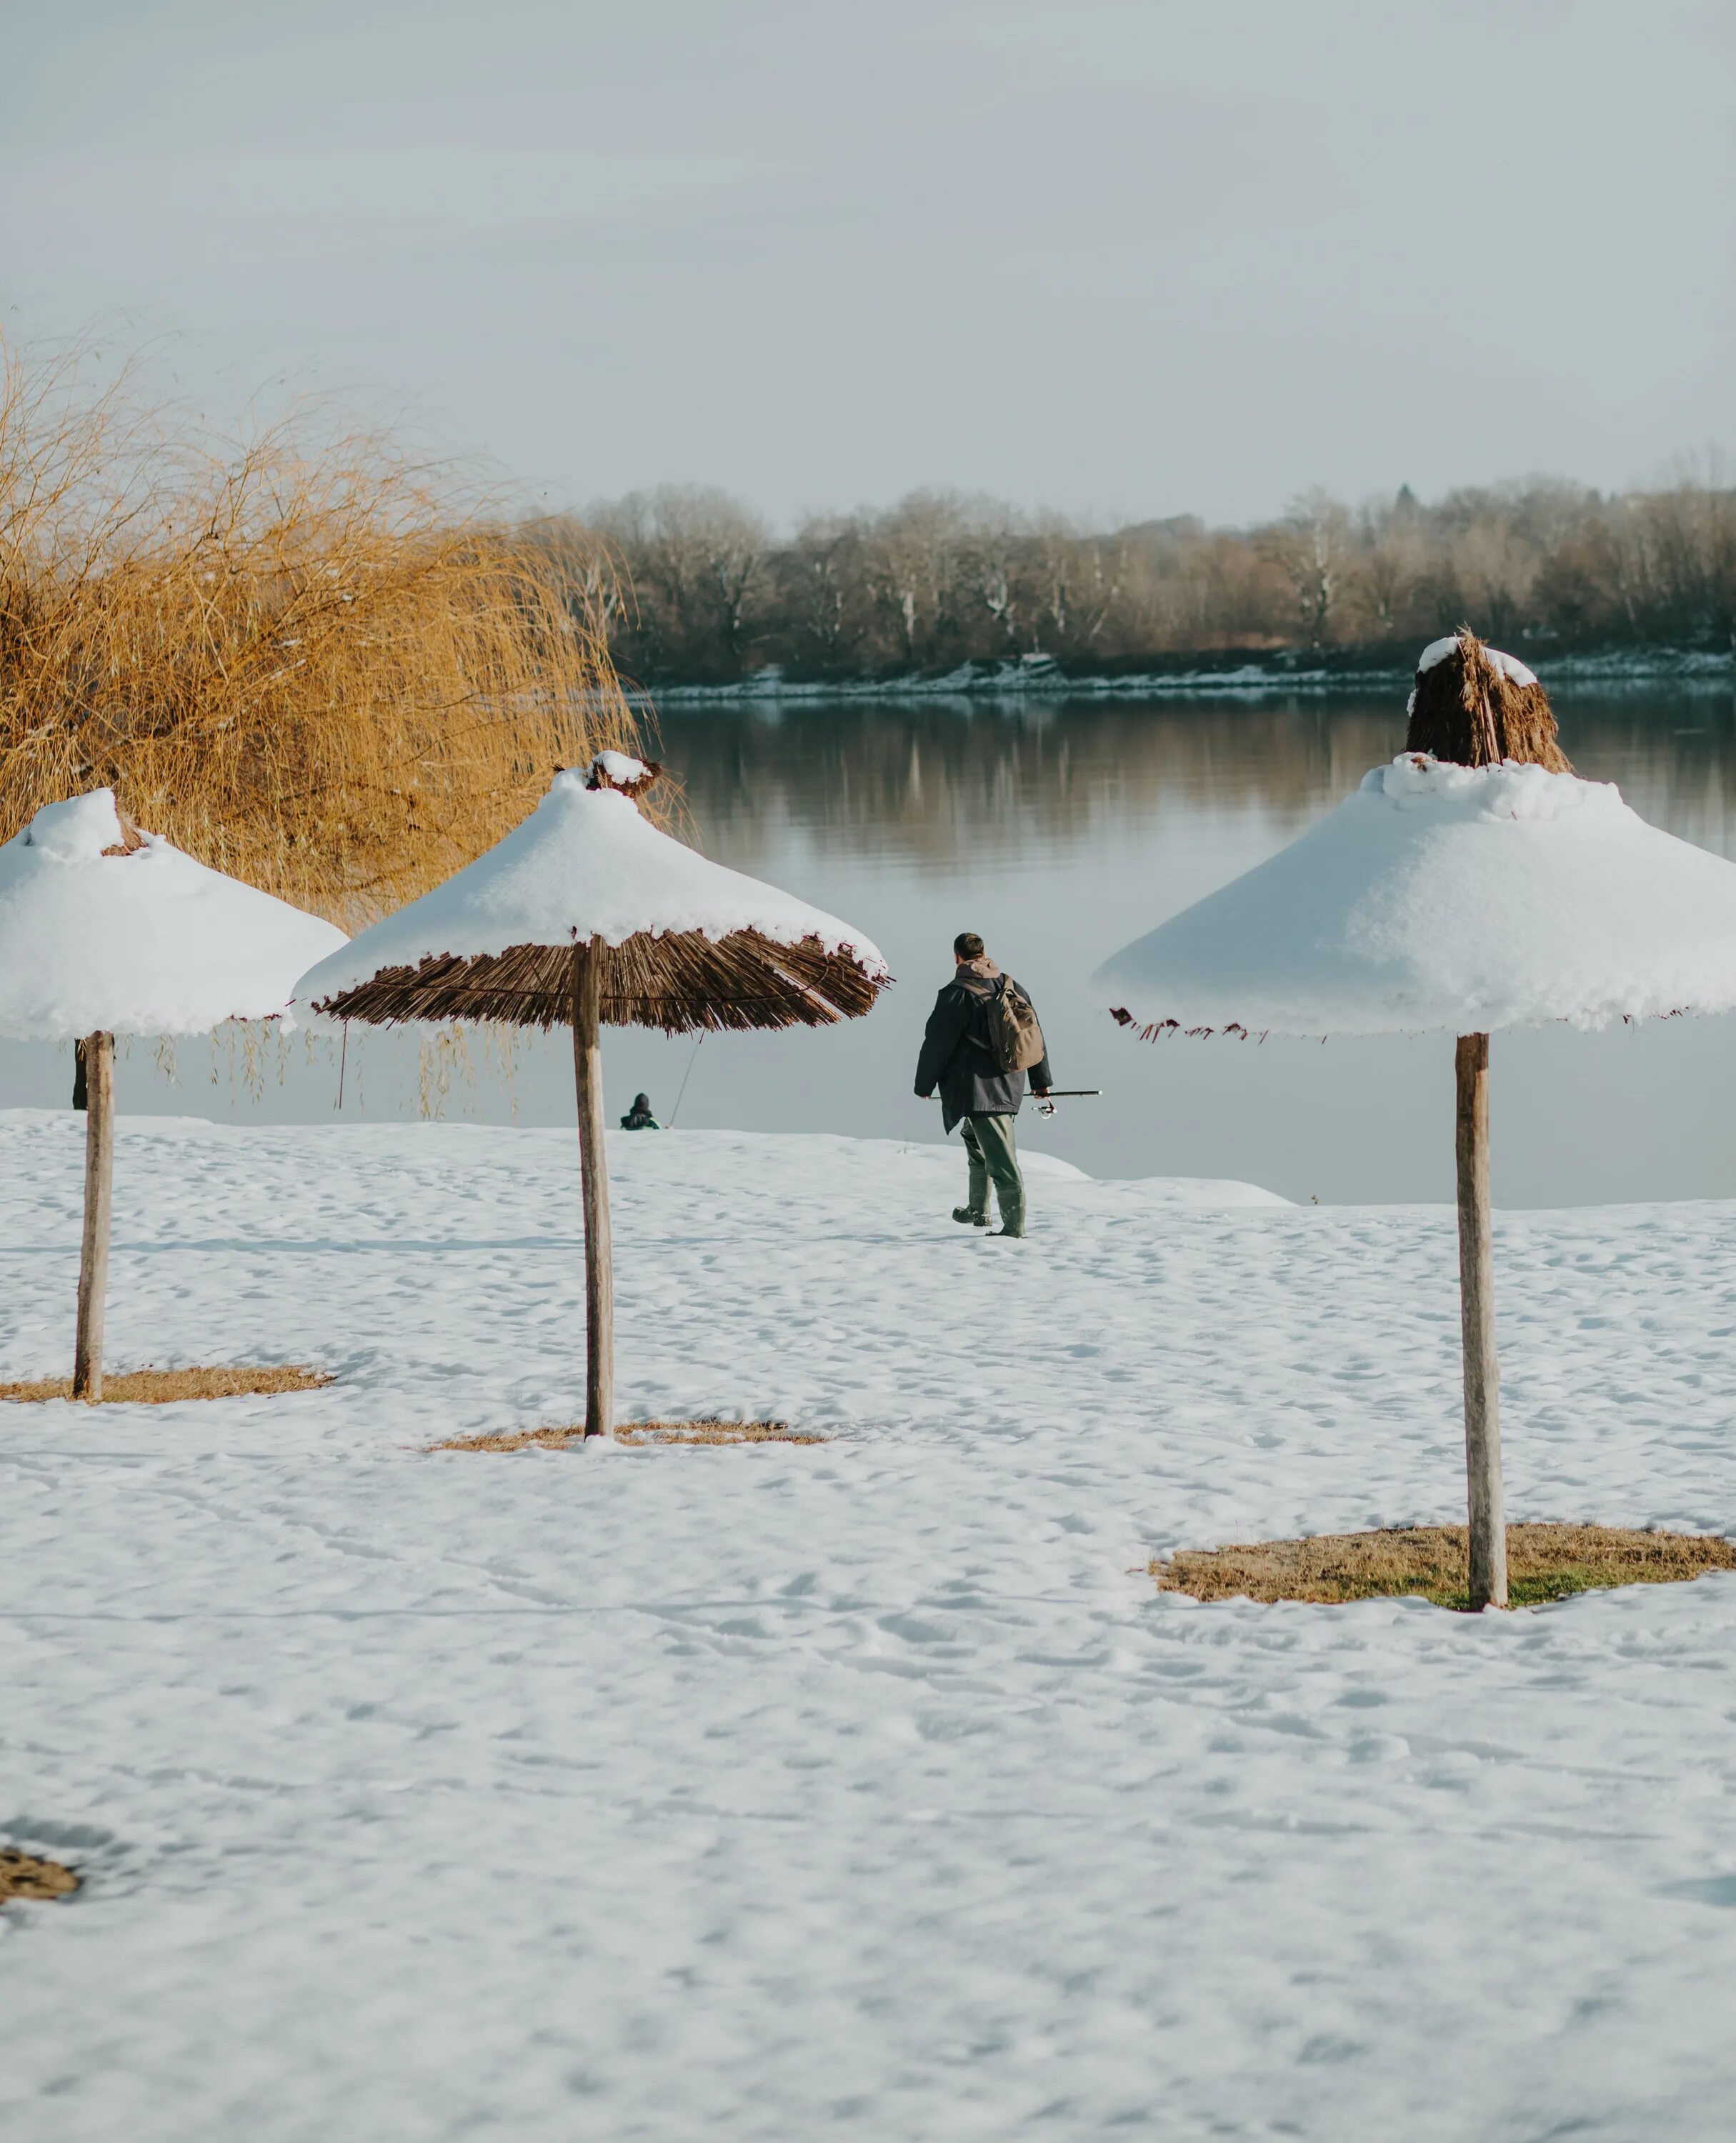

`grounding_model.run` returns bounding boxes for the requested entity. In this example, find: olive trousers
[962,1112,1025,1237]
